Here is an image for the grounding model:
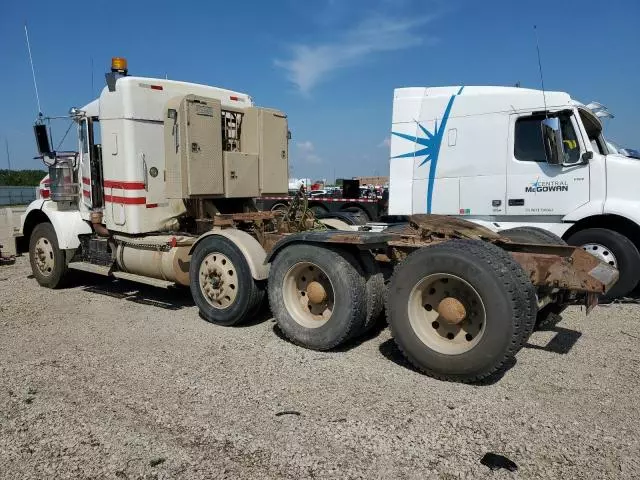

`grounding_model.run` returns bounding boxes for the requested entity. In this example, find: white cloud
[378,137,391,148]
[275,14,436,94]
[297,141,315,152]
[296,141,322,164]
